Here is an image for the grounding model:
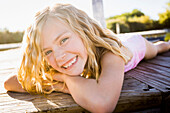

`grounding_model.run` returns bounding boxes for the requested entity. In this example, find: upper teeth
[62,57,77,69]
